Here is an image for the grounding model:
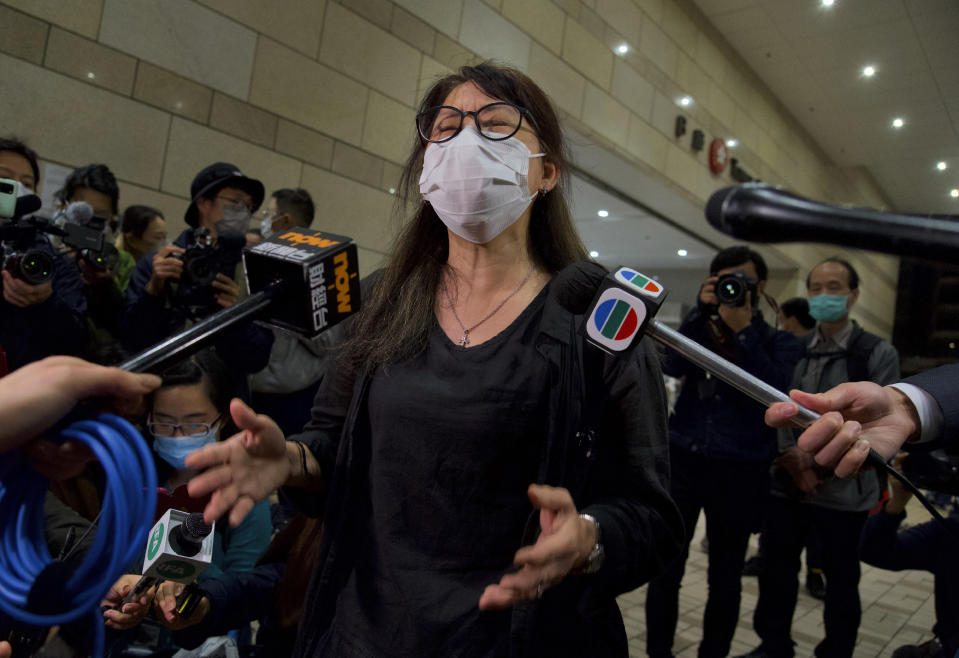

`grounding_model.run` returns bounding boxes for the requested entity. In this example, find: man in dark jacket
[646,246,803,658]
[121,163,273,392]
